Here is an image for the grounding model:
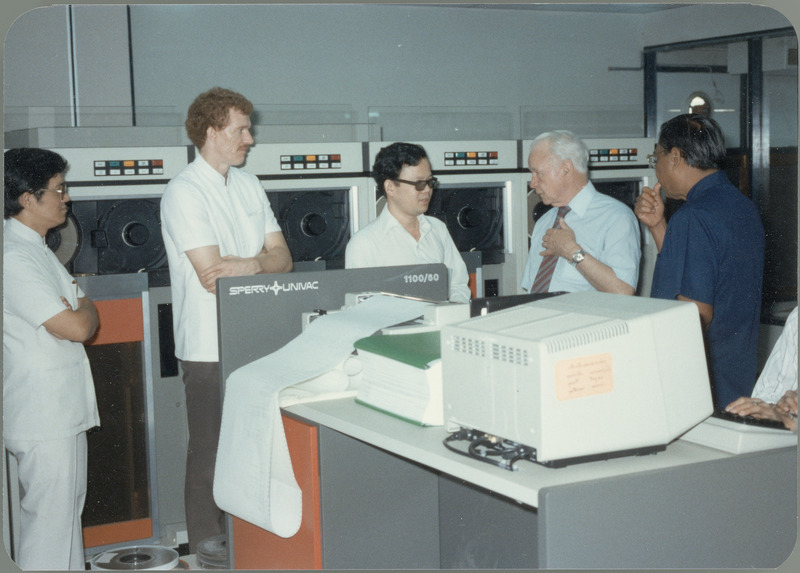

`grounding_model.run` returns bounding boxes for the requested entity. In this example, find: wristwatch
[571,249,586,265]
